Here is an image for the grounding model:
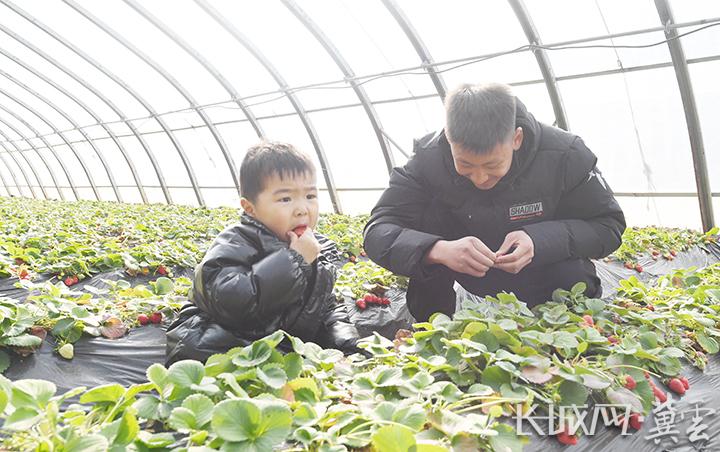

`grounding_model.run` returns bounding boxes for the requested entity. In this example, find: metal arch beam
[282,0,396,175]
[0,127,46,199]
[0,144,21,196]
[0,63,100,200]
[193,0,342,213]
[4,2,200,207]
[0,132,37,198]
[0,156,11,195]
[654,0,715,231]
[381,0,447,102]
[508,0,569,131]
[0,81,80,200]
[0,103,69,200]
[0,29,120,201]
[121,0,265,141]
[0,113,56,199]
[63,0,240,201]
